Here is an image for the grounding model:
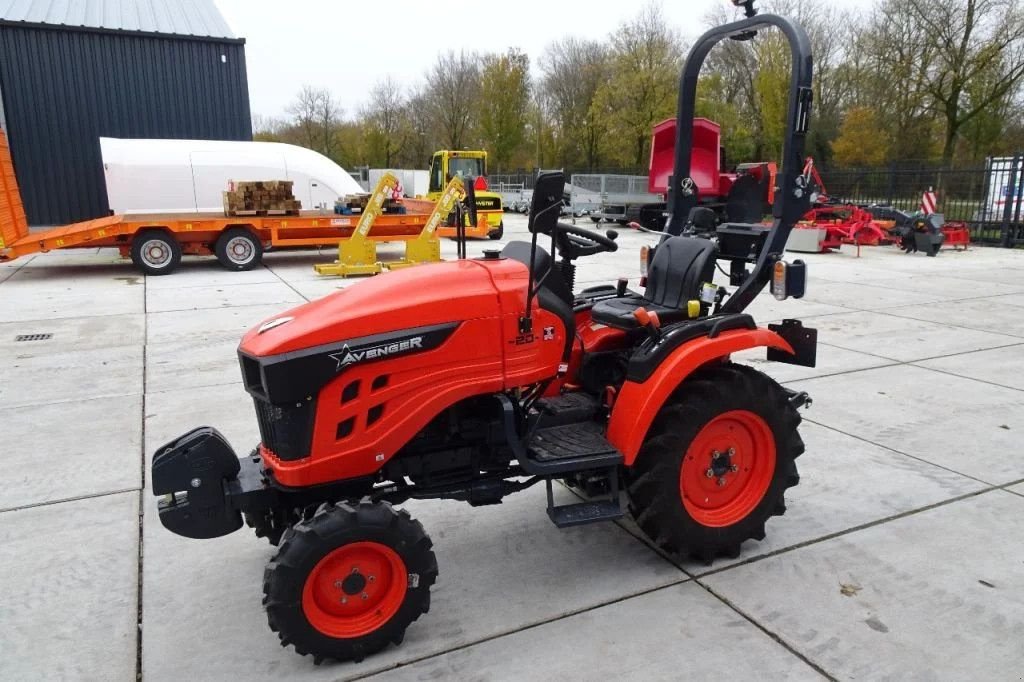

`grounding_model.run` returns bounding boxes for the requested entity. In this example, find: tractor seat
[592,236,718,330]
